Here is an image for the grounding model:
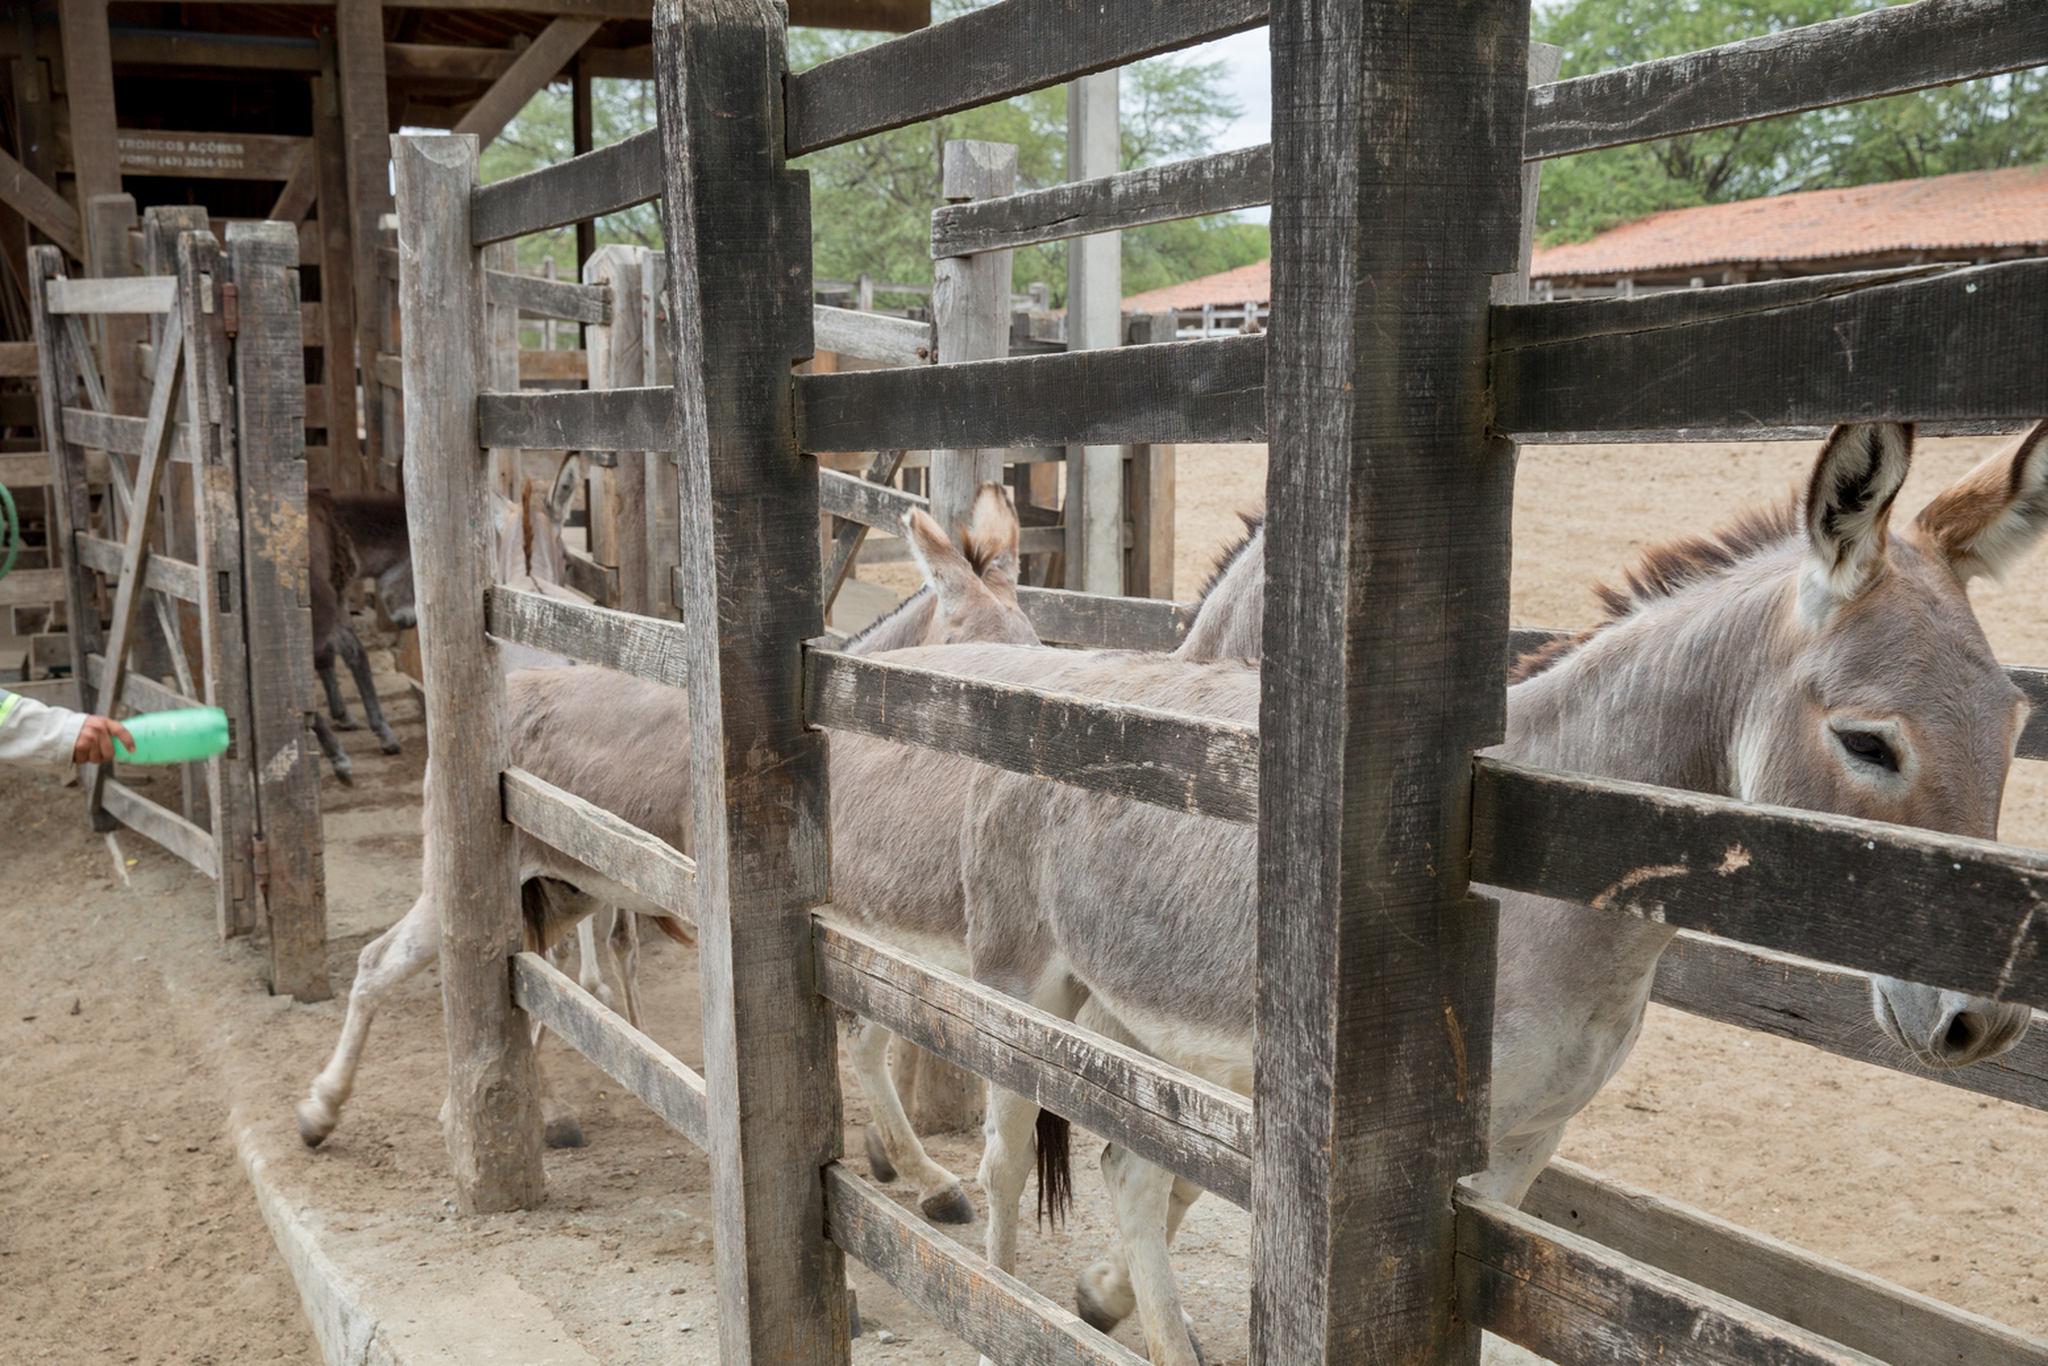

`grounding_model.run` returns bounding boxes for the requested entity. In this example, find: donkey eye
[1835,729,1899,772]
